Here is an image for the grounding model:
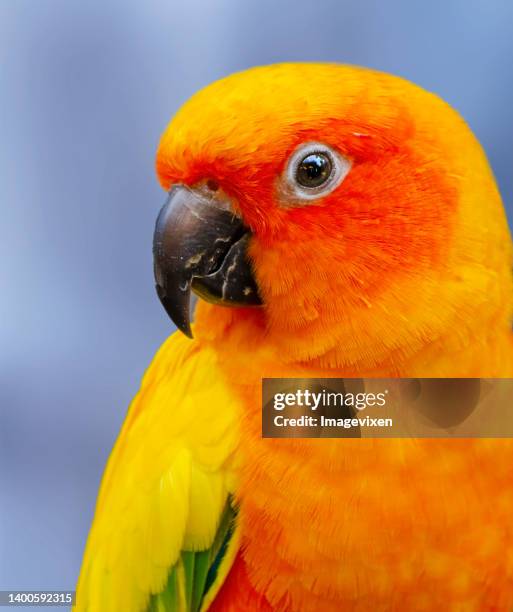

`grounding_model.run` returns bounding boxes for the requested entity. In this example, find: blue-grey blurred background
[1,0,512,609]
